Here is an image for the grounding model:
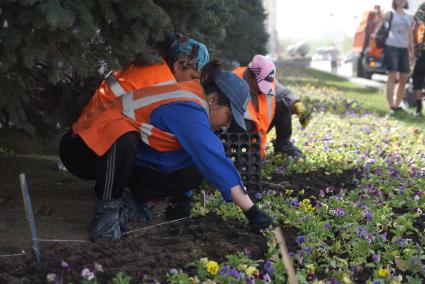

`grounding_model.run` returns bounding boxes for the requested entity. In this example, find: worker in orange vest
[231,54,311,158]
[59,61,272,240]
[81,32,209,111]
[60,32,209,224]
